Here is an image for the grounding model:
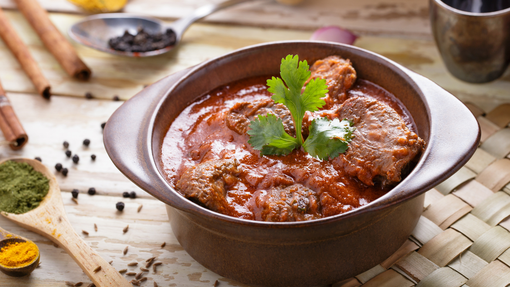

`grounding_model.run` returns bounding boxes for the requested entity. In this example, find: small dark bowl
[104,41,479,287]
